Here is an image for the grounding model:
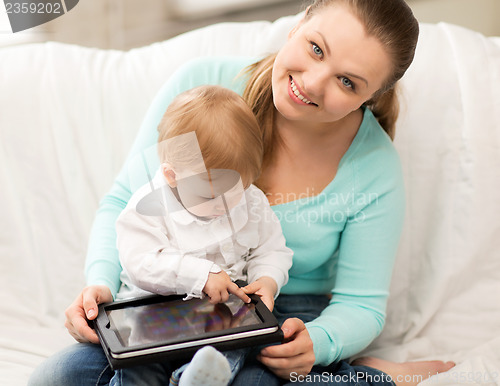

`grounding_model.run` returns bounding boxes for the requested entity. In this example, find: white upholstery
[0,13,499,385]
